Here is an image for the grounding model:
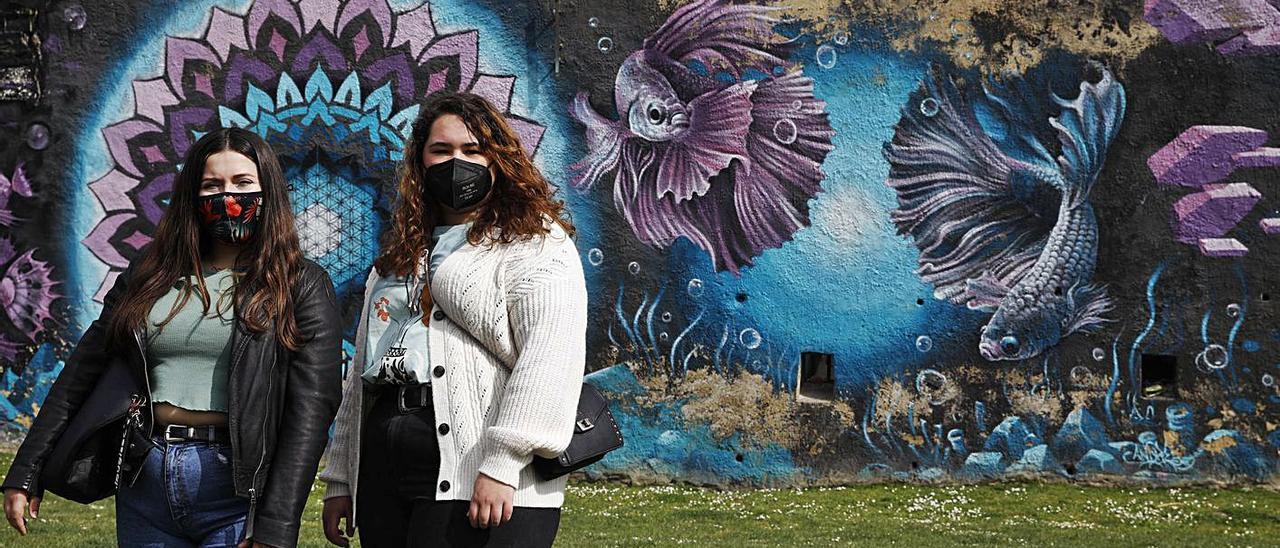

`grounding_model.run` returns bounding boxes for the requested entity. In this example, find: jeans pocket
[212,444,233,466]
